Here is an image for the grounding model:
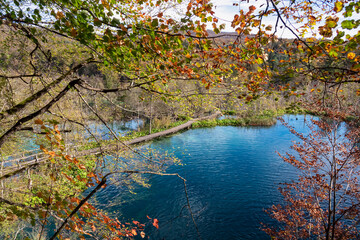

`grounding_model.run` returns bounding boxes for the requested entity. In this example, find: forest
[0,0,360,239]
